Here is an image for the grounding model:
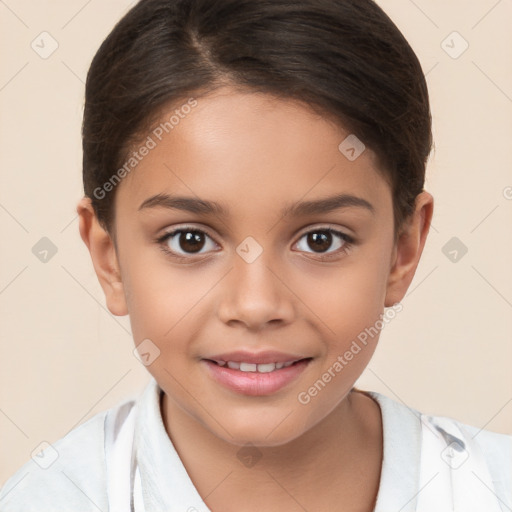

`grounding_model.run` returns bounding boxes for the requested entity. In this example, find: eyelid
[157,224,219,243]
[156,223,355,261]
[294,223,354,240]
[292,225,354,257]
[154,224,220,260]
[157,223,353,243]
